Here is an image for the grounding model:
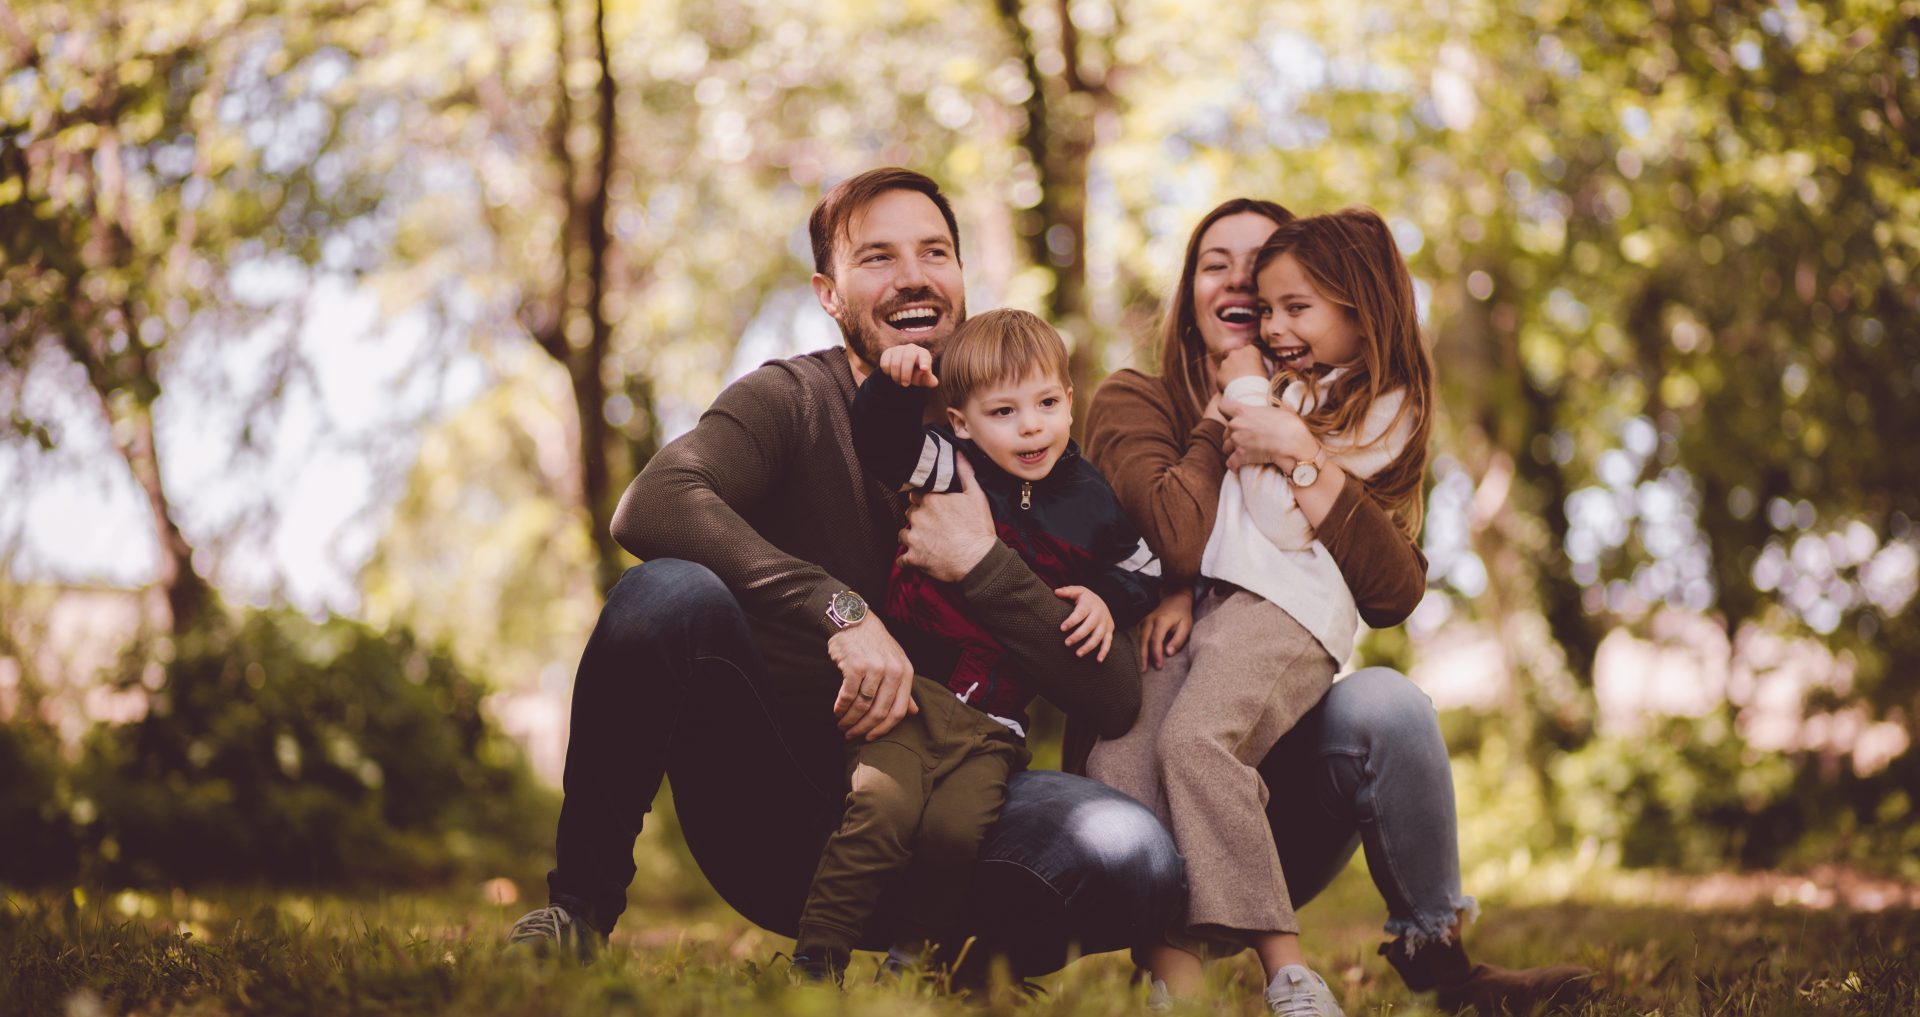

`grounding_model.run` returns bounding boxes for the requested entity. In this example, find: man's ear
[946,406,971,440]
[810,272,841,319]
